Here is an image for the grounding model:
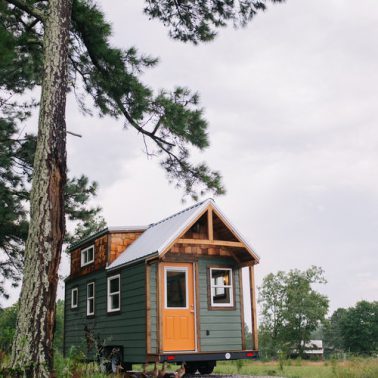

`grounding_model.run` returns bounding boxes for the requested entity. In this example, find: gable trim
[158,204,210,259]
[160,201,260,263]
[211,205,260,262]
